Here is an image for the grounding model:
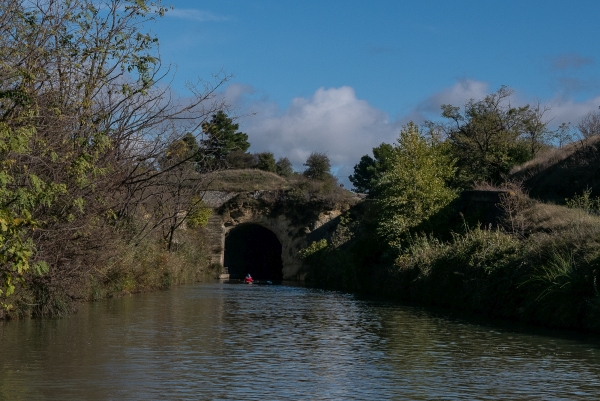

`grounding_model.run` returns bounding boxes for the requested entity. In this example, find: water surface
[1,282,600,400]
